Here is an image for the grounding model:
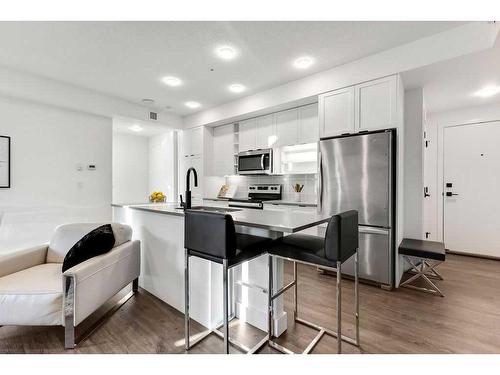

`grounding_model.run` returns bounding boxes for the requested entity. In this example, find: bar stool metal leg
[355,249,359,346]
[336,260,342,354]
[184,249,190,350]
[223,259,229,354]
[293,261,298,320]
[268,254,274,339]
